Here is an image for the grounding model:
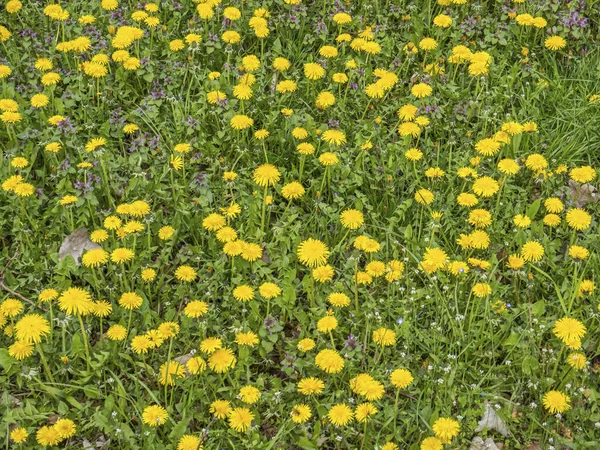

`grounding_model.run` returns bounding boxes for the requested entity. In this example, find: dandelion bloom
[432,417,460,443]
[457,193,478,207]
[110,247,135,263]
[297,338,316,352]
[498,158,520,175]
[200,337,222,355]
[354,236,381,253]
[315,91,335,109]
[304,62,325,80]
[1,298,23,317]
[157,321,179,339]
[570,166,595,183]
[290,404,312,423]
[9,341,34,360]
[525,154,548,171]
[543,390,570,413]
[186,356,207,375]
[355,402,378,422]
[398,122,421,137]
[233,285,254,302]
[38,289,58,303]
[54,419,76,439]
[13,314,50,344]
[350,373,385,400]
[433,14,452,28]
[321,129,346,146]
[502,254,522,271]
[58,287,95,316]
[420,437,443,450]
[411,83,432,98]
[317,315,338,332]
[565,208,591,231]
[258,282,280,299]
[327,292,350,308]
[106,324,127,341]
[175,265,197,282]
[372,327,396,346]
[239,385,261,404]
[177,435,202,450]
[82,248,109,268]
[545,35,566,51]
[553,317,586,342]
[297,238,330,268]
[475,138,500,156]
[235,331,259,347]
[315,349,344,373]
[142,405,168,427]
[208,348,236,373]
[230,114,254,130]
[569,245,589,260]
[419,37,437,50]
[159,361,186,385]
[340,209,364,229]
[281,181,305,200]
[141,268,156,282]
[253,164,281,187]
[415,189,434,205]
[328,404,353,426]
[131,335,152,354]
[59,195,78,205]
[297,377,325,395]
[36,426,60,446]
[468,209,492,228]
[472,177,499,197]
[202,213,226,231]
[228,407,254,432]
[567,352,586,370]
[92,300,112,318]
[184,300,208,318]
[276,80,297,93]
[398,104,418,121]
[119,292,143,310]
[240,242,262,262]
[472,282,492,297]
[515,243,542,265]
[10,427,28,444]
[313,265,335,283]
[273,57,291,71]
[333,12,352,24]
[210,400,232,419]
[390,368,414,389]
[31,93,49,108]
